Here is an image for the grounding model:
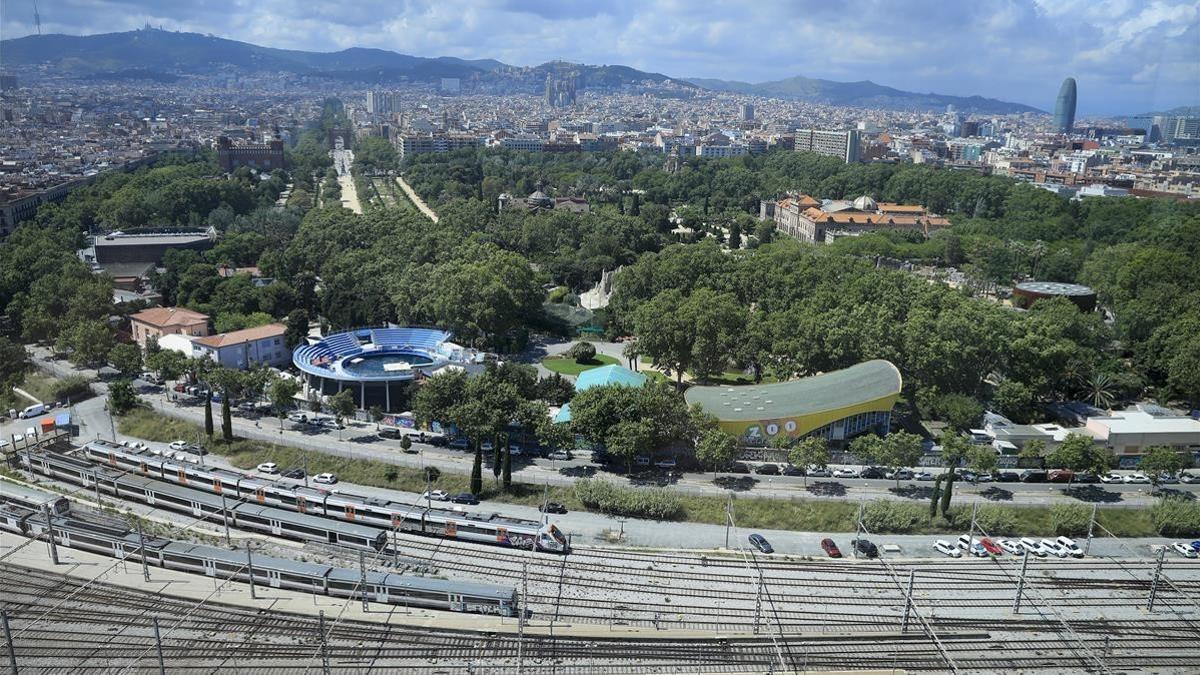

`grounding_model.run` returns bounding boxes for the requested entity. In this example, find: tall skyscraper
[741,103,754,121]
[1054,77,1077,134]
[544,72,578,108]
